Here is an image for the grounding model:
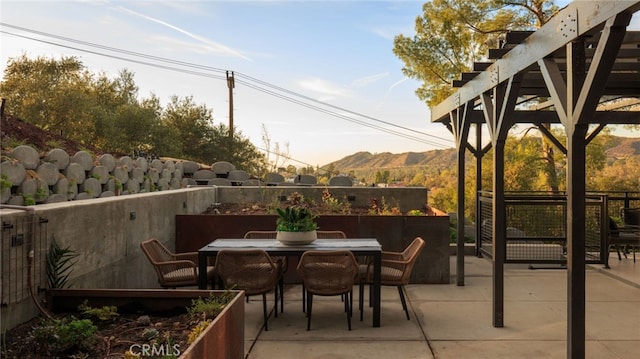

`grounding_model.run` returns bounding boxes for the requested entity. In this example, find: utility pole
[226,71,235,141]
